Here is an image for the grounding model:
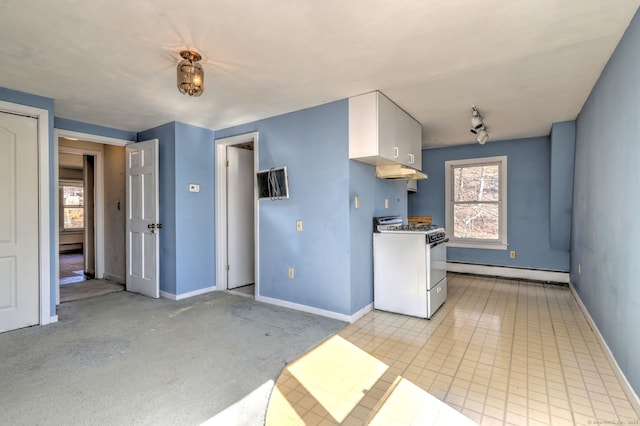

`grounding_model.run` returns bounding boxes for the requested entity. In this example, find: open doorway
[58,153,92,285]
[215,132,259,298]
[55,132,130,304]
